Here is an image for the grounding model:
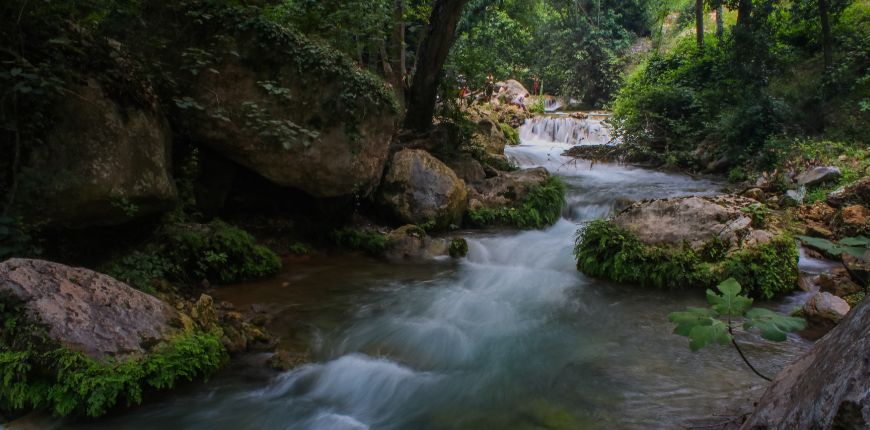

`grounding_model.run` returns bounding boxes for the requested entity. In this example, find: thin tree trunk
[696,0,705,51]
[737,0,752,28]
[404,0,469,132]
[389,0,406,105]
[819,0,833,73]
[716,4,724,39]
